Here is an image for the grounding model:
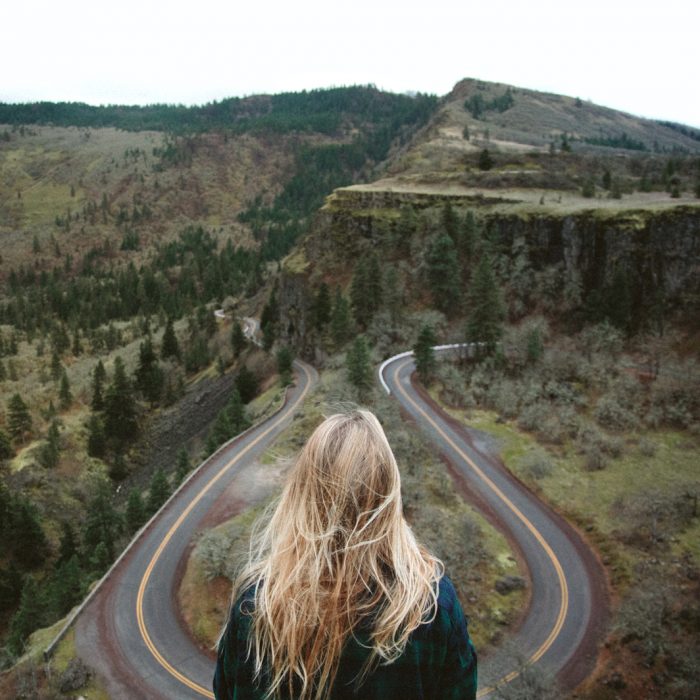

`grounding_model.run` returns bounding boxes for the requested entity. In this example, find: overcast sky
[2,0,698,127]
